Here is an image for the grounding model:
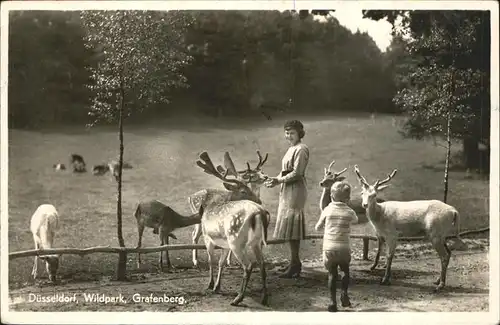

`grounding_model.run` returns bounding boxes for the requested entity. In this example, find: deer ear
[223,182,238,192]
[377,184,390,191]
[336,176,346,182]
